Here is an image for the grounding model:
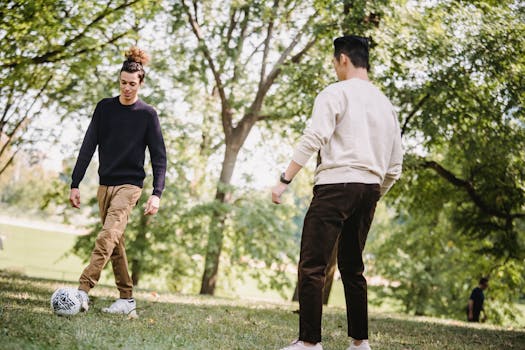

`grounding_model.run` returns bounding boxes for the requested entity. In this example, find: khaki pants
[79,184,142,299]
